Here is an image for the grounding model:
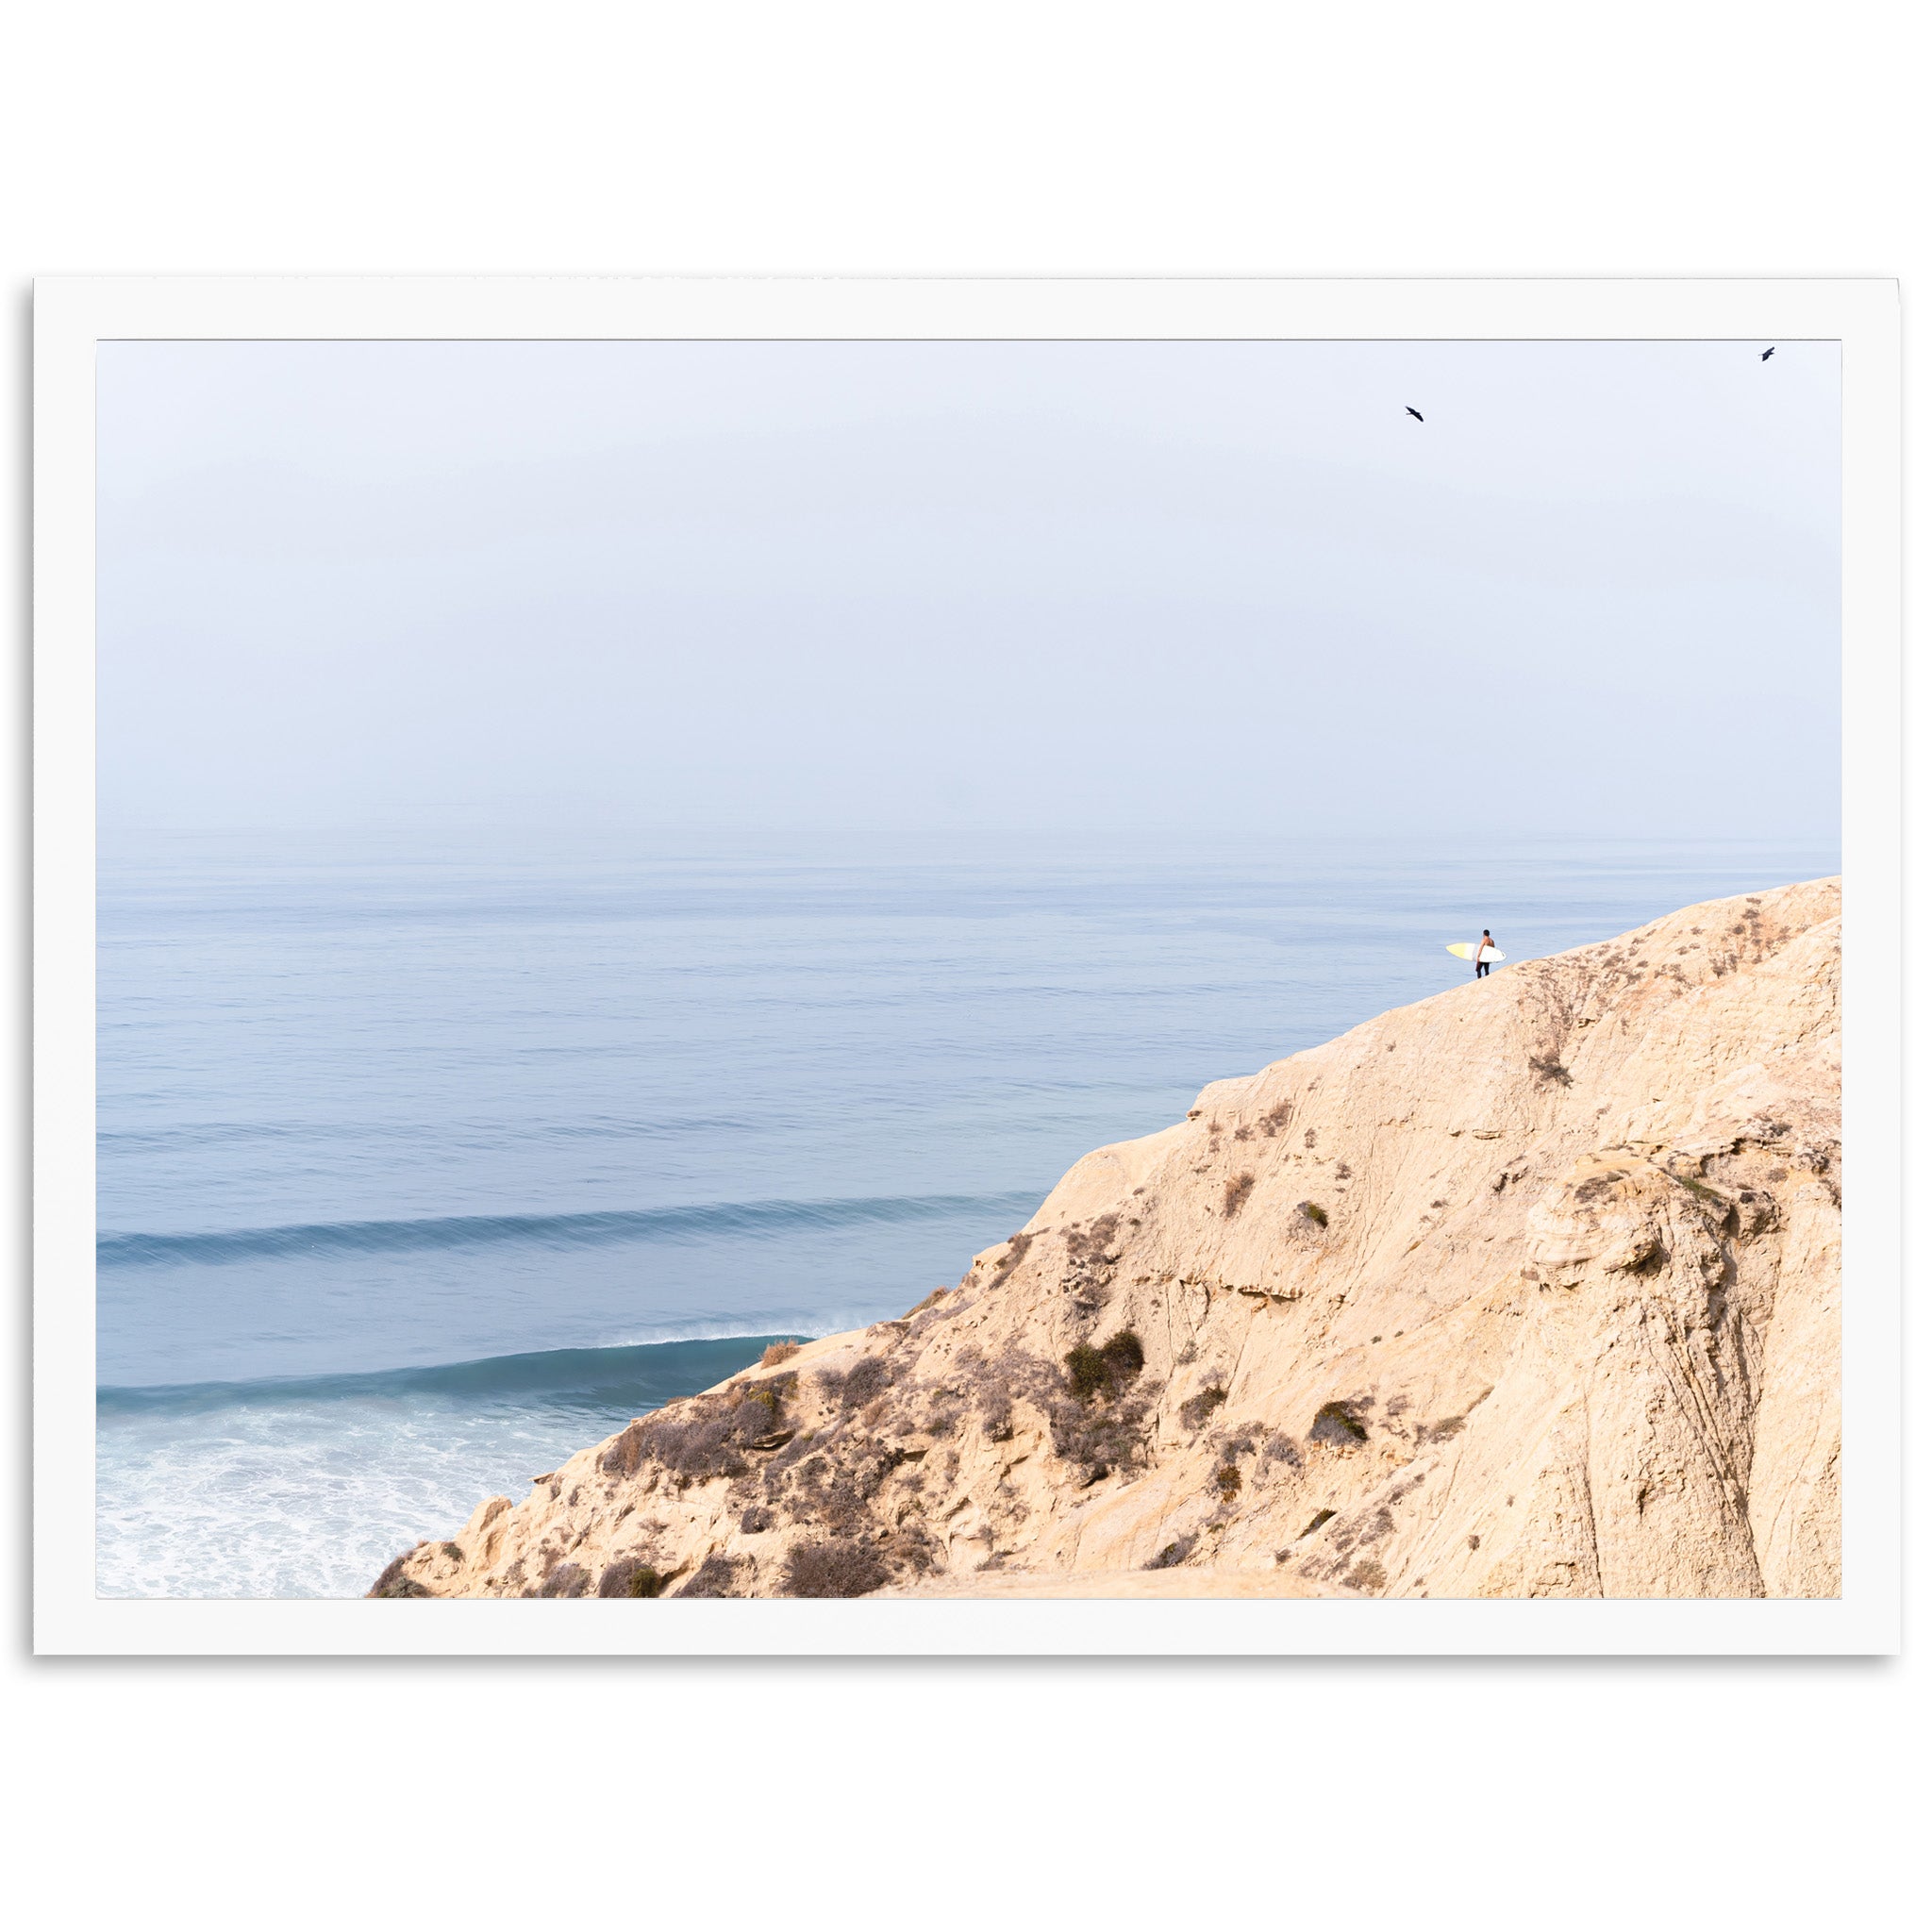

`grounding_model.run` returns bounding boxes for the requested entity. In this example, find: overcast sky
[96,337,1840,846]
